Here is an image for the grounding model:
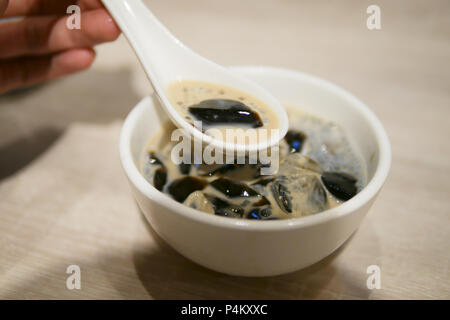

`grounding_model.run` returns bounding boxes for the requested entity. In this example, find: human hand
[0,0,121,94]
